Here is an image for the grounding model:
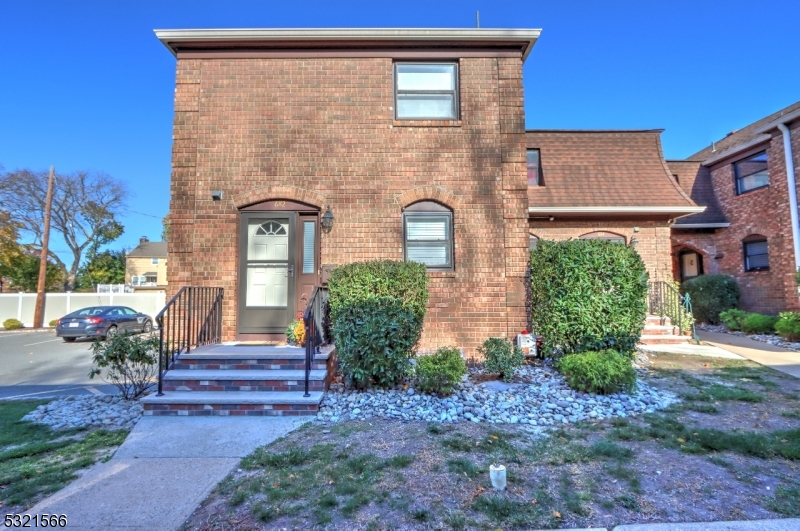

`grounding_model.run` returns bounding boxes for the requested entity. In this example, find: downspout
[777,123,800,272]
